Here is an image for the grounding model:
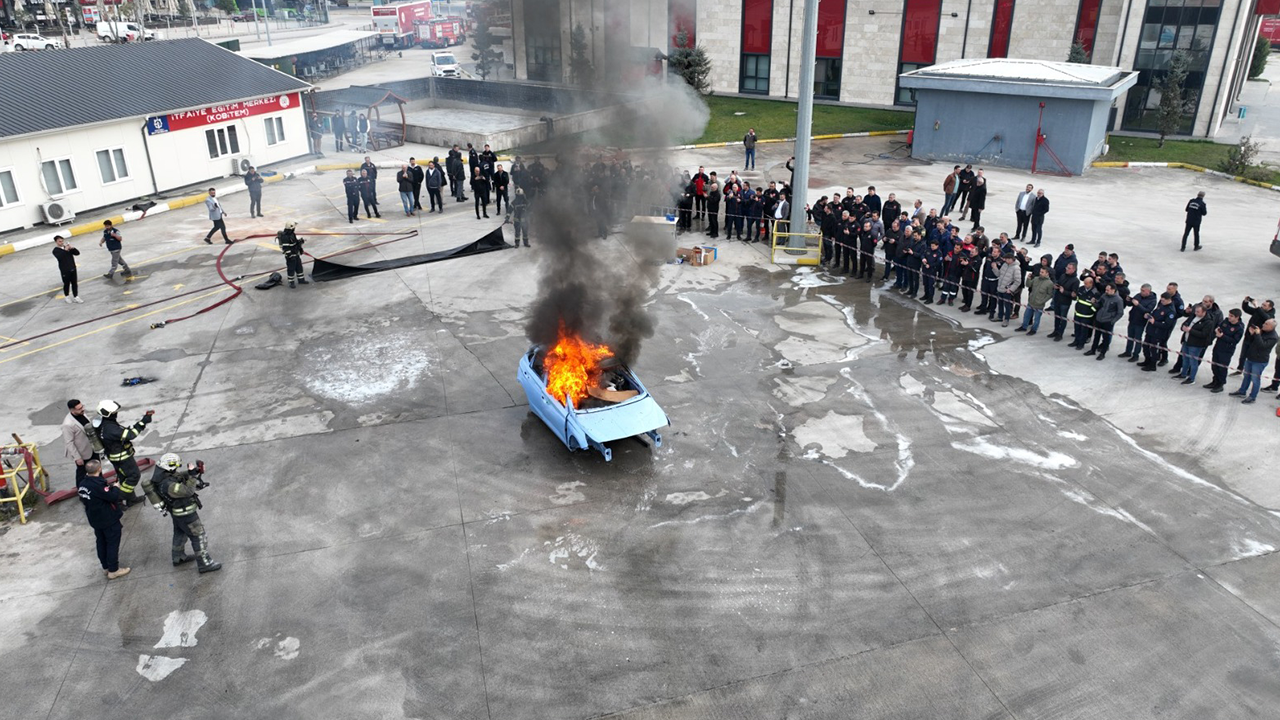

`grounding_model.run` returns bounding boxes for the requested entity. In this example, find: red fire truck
[416,17,466,49]
[372,0,433,48]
